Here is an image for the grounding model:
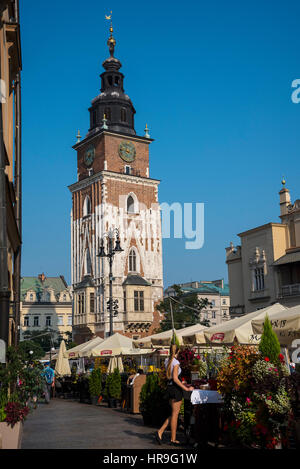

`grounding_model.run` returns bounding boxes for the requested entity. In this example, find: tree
[18,340,44,361]
[22,328,60,353]
[156,285,211,332]
[259,315,281,364]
